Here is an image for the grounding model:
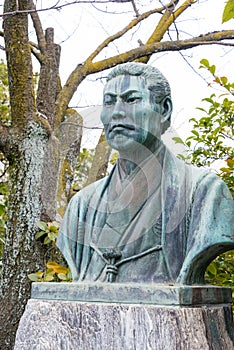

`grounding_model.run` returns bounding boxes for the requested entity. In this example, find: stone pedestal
[14,283,234,350]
